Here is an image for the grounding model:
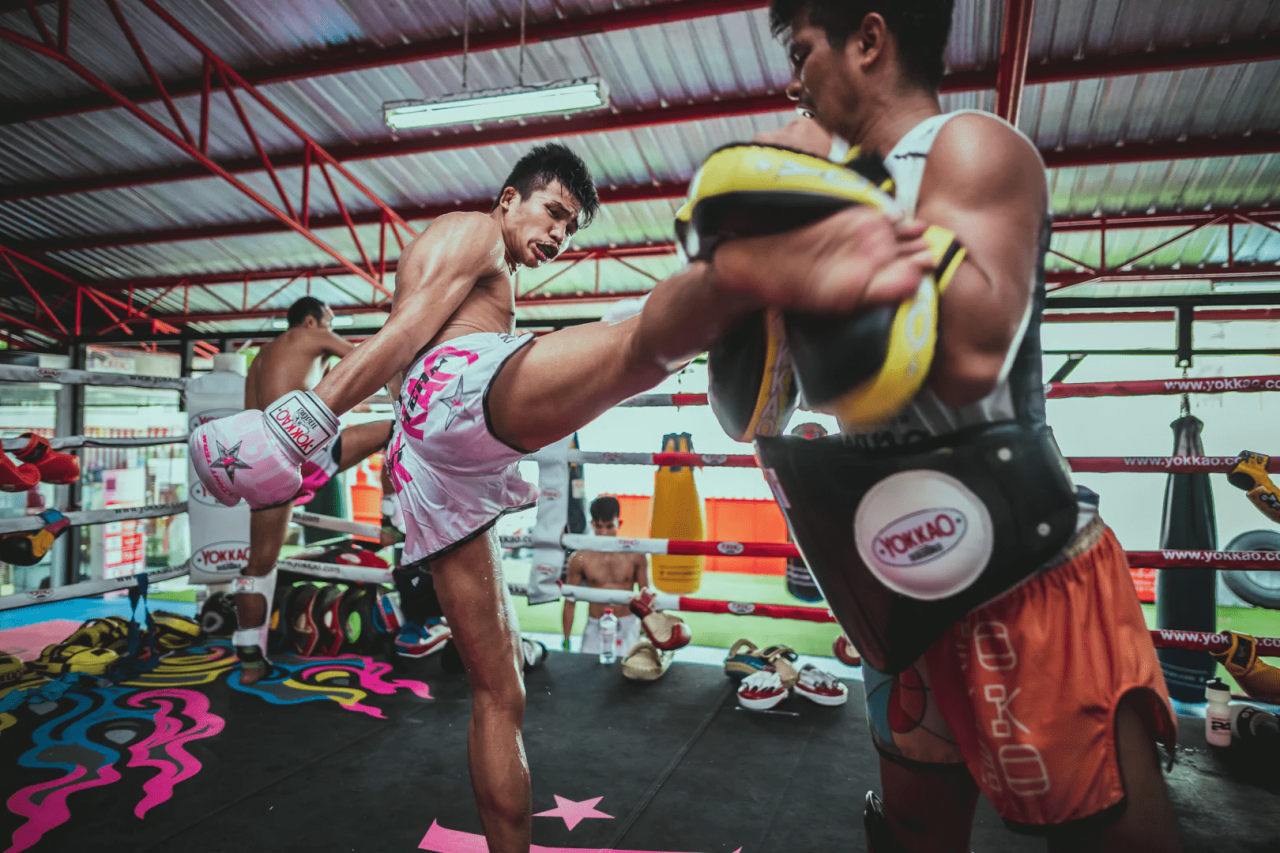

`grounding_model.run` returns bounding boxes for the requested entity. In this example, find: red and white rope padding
[0,564,189,612]
[506,534,1280,572]
[558,586,1280,656]
[566,450,1274,475]
[1151,630,1280,657]
[614,376,1280,408]
[1046,375,1280,398]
